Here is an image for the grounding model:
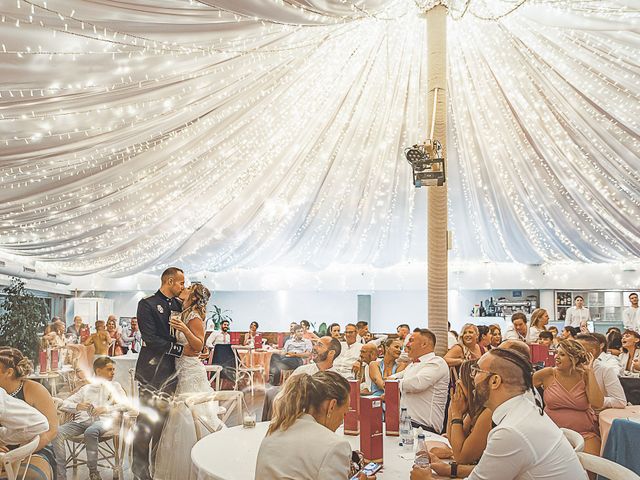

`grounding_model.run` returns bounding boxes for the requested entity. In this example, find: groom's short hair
[161,267,184,283]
